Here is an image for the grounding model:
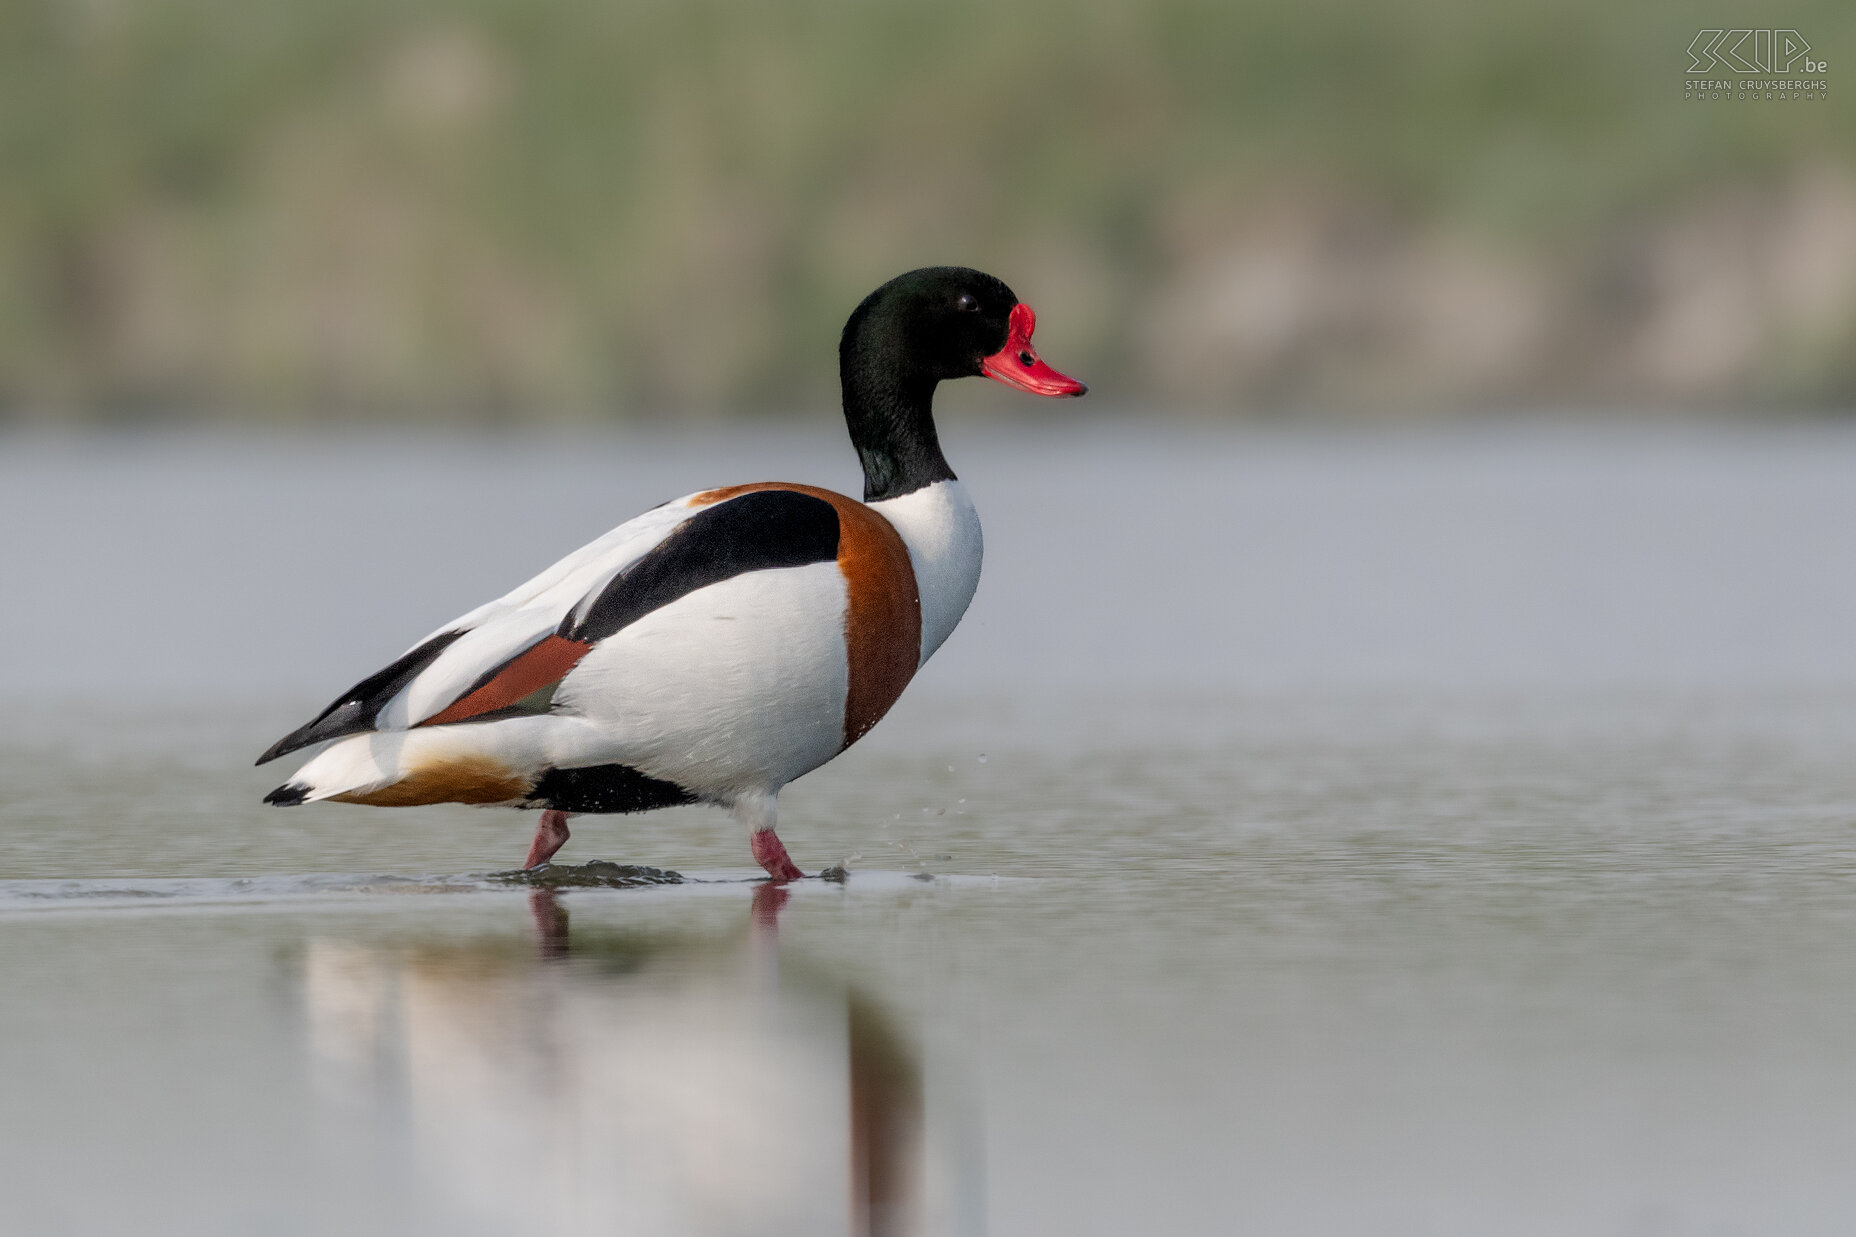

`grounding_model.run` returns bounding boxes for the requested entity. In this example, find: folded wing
[256,489,843,765]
